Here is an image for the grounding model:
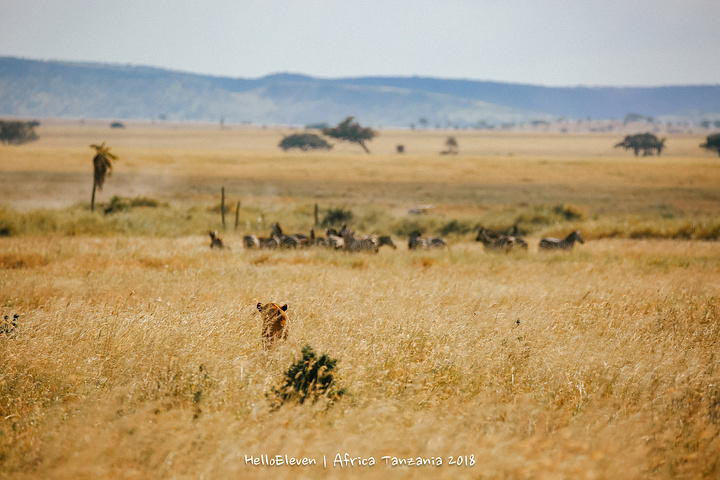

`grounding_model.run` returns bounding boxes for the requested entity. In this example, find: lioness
[256,302,288,349]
